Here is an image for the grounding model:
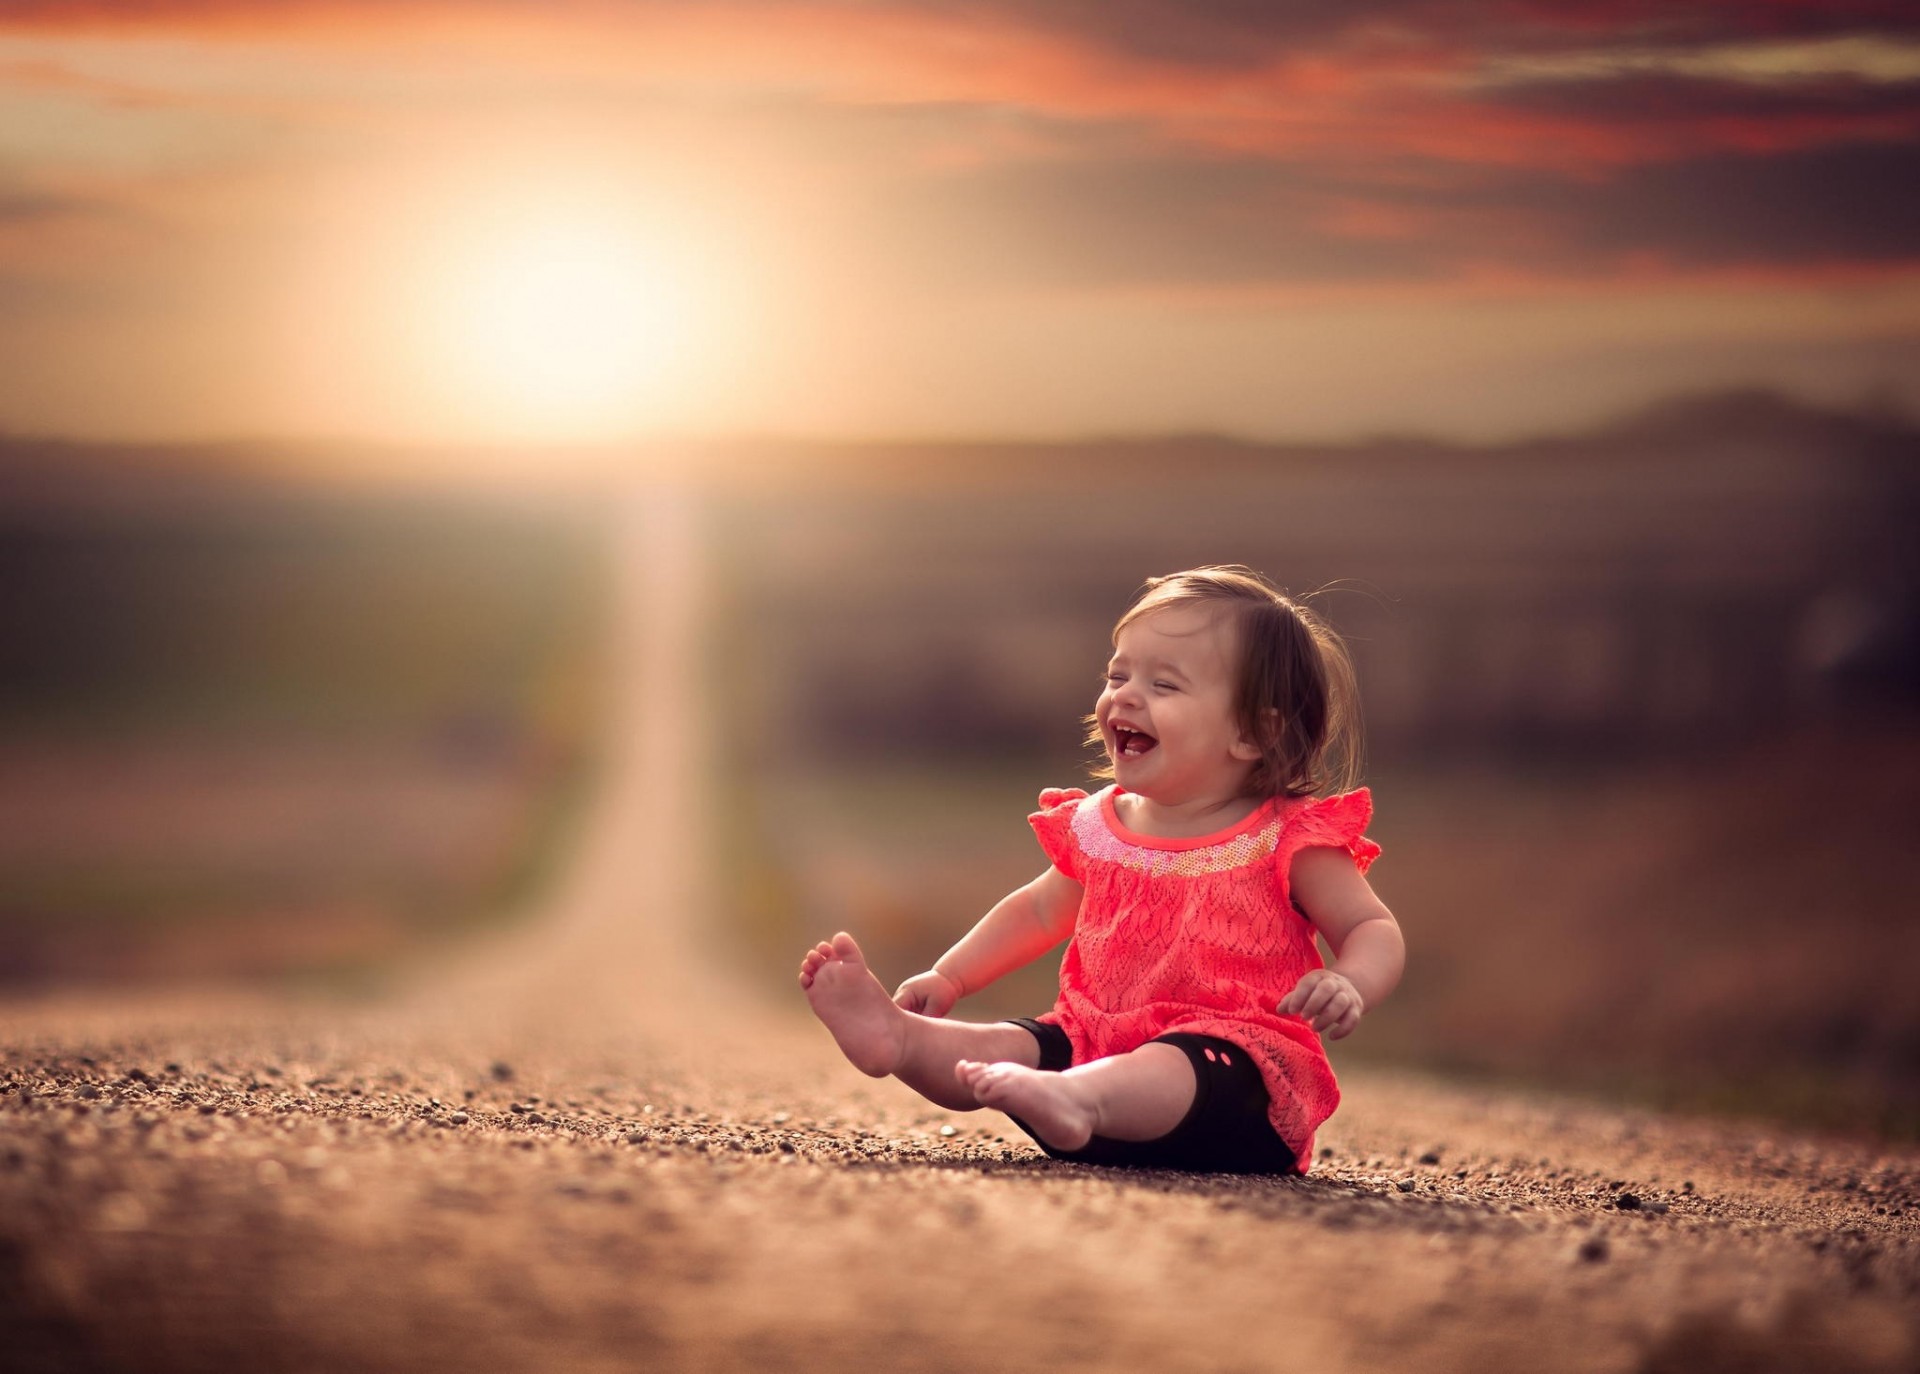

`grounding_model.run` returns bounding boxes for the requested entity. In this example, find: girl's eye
[1152,681,1177,692]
